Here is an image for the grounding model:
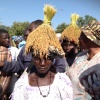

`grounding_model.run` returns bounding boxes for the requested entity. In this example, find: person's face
[15,41,20,48]
[0,33,10,48]
[33,55,53,74]
[79,32,87,50]
[62,41,76,54]
[24,24,37,41]
[24,30,29,41]
[27,24,37,33]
